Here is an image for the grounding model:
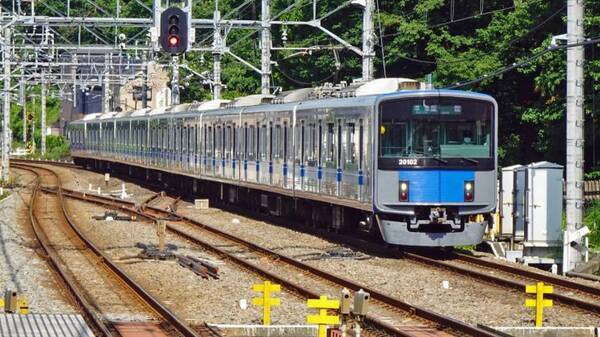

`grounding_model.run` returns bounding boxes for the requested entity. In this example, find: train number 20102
[398,158,418,166]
